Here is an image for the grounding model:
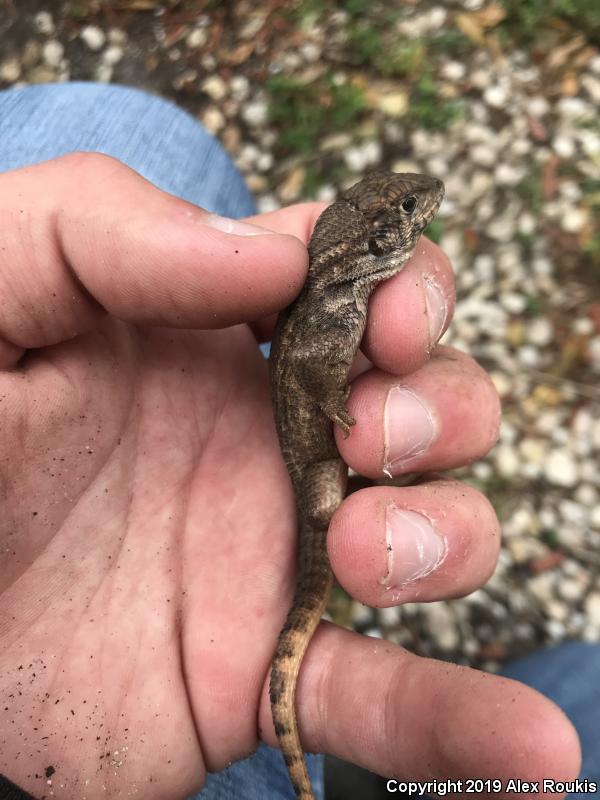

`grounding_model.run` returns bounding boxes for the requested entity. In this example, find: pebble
[424,603,459,651]
[202,75,227,101]
[34,11,55,36]
[102,46,124,67]
[562,207,588,233]
[42,40,64,69]
[544,449,579,487]
[495,444,520,478]
[500,292,527,314]
[483,84,509,108]
[343,141,382,172]
[0,58,21,83]
[526,317,553,346]
[201,106,225,134]
[186,28,208,49]
[241,100,268,127]
[584,593,600,627]
[81,25,106,51]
